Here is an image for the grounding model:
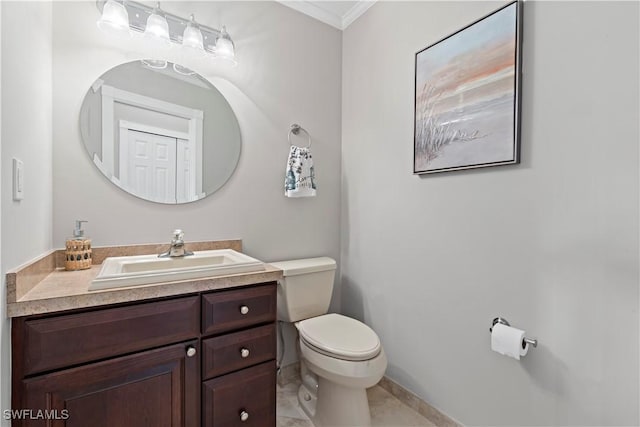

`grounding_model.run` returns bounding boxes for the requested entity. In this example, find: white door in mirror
[122,130,178,204]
